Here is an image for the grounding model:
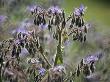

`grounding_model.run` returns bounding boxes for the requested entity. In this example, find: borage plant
[0,4,102,82]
